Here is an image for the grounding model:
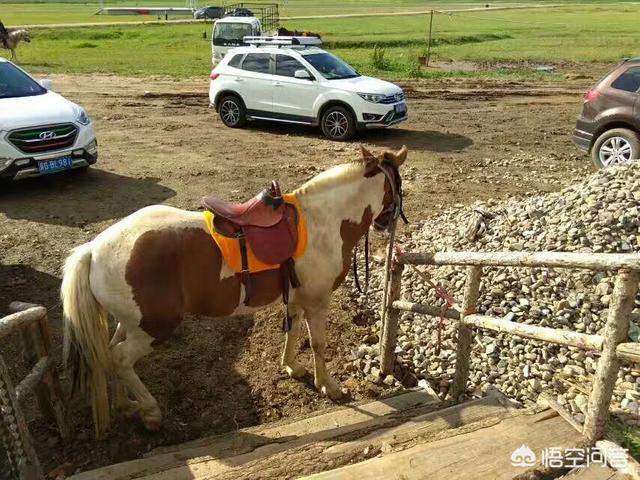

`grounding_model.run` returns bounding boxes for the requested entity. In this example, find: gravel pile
[349,161,640,423]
